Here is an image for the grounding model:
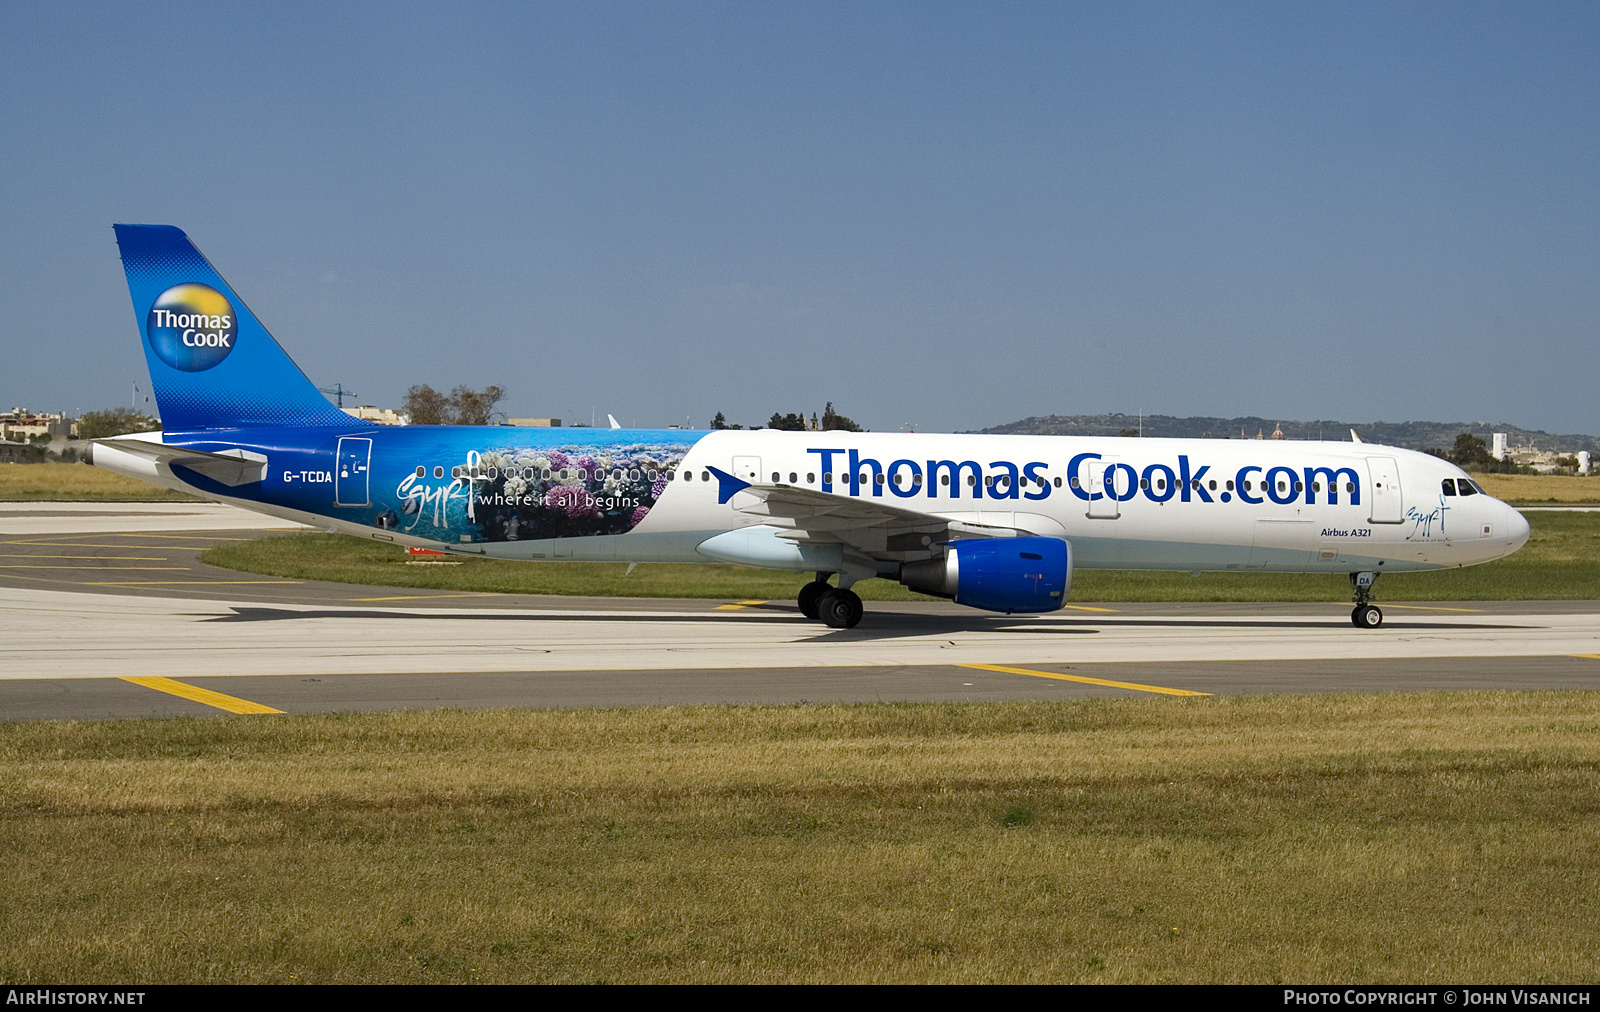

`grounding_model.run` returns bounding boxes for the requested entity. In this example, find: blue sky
[2,2,1595,433]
